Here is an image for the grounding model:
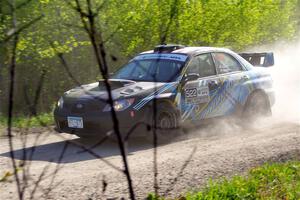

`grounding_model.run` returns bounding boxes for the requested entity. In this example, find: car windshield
[113,55,187,82]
